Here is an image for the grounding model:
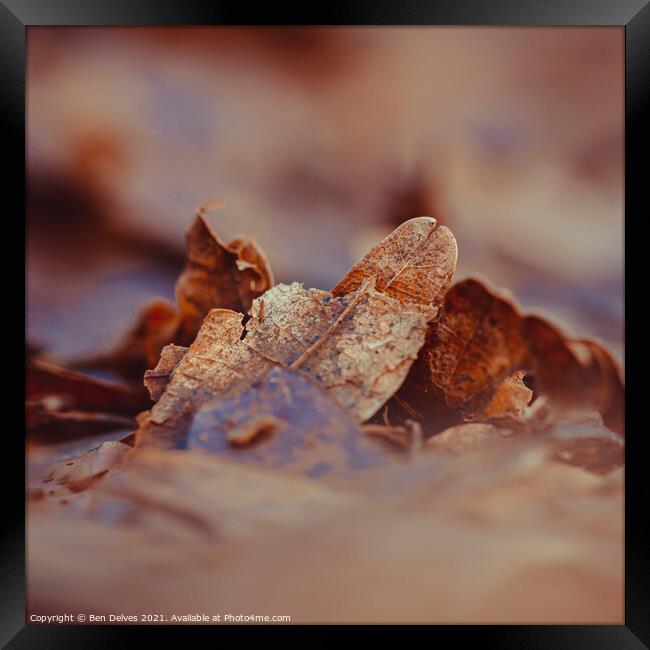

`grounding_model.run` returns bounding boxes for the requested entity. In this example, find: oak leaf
[392,278,624,436]
[187,367,395,484]
[137,280,434,448]
[77,208,274,380]
[174,213,274,345]
[333,216,457,313]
